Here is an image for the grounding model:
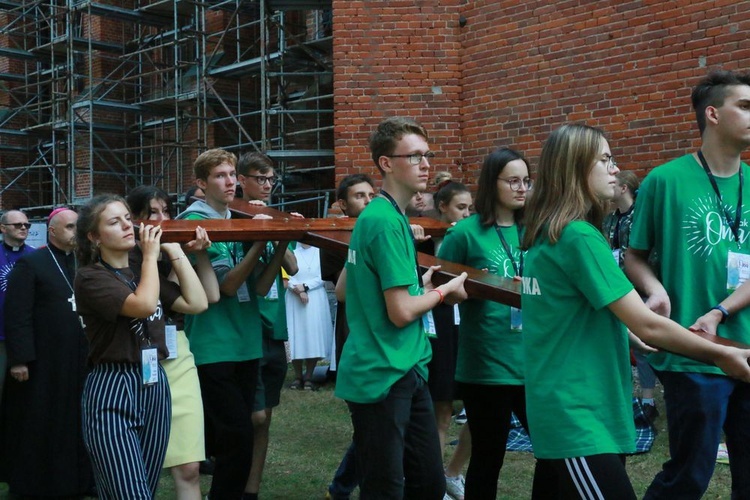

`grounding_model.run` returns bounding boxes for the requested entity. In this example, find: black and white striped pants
[82,362,171,499]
